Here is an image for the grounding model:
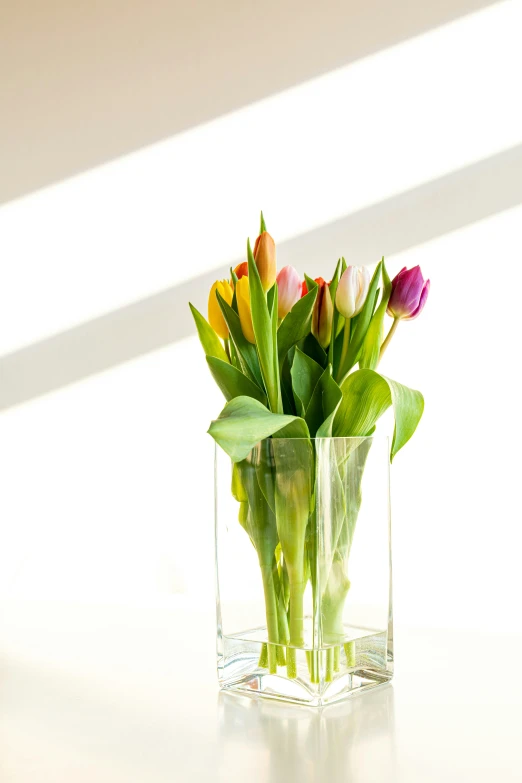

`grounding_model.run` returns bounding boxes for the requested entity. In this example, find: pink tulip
[387,266,430,320]
[276,266,301,318]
